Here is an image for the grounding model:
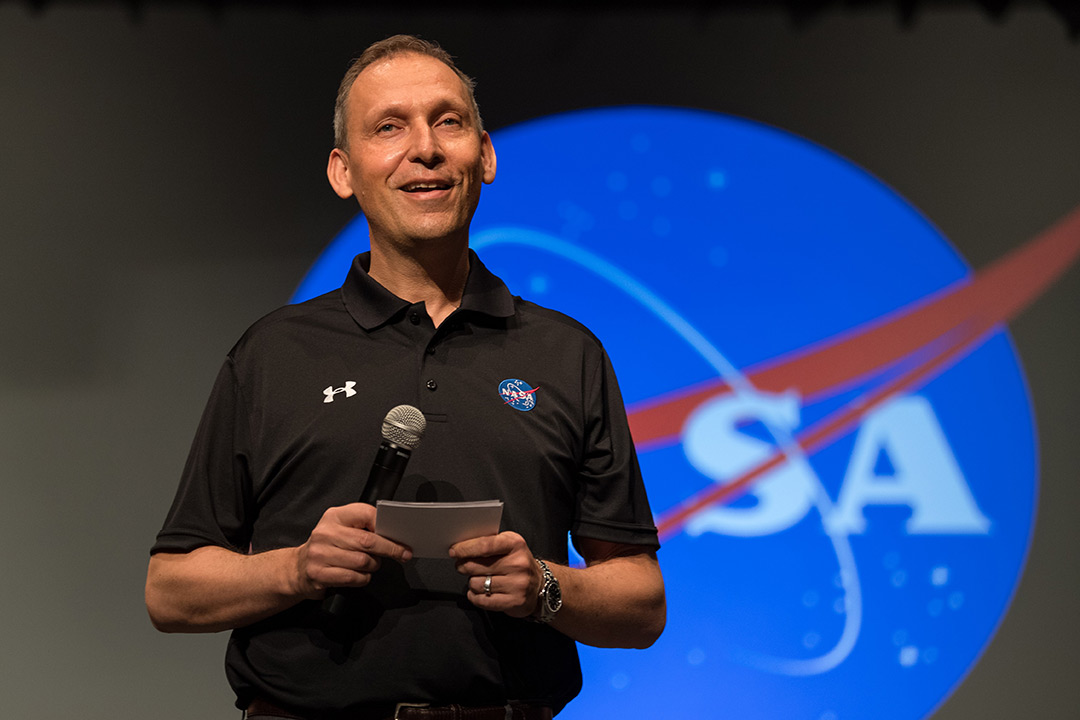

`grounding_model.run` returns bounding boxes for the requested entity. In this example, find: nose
[409,124,443,167]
